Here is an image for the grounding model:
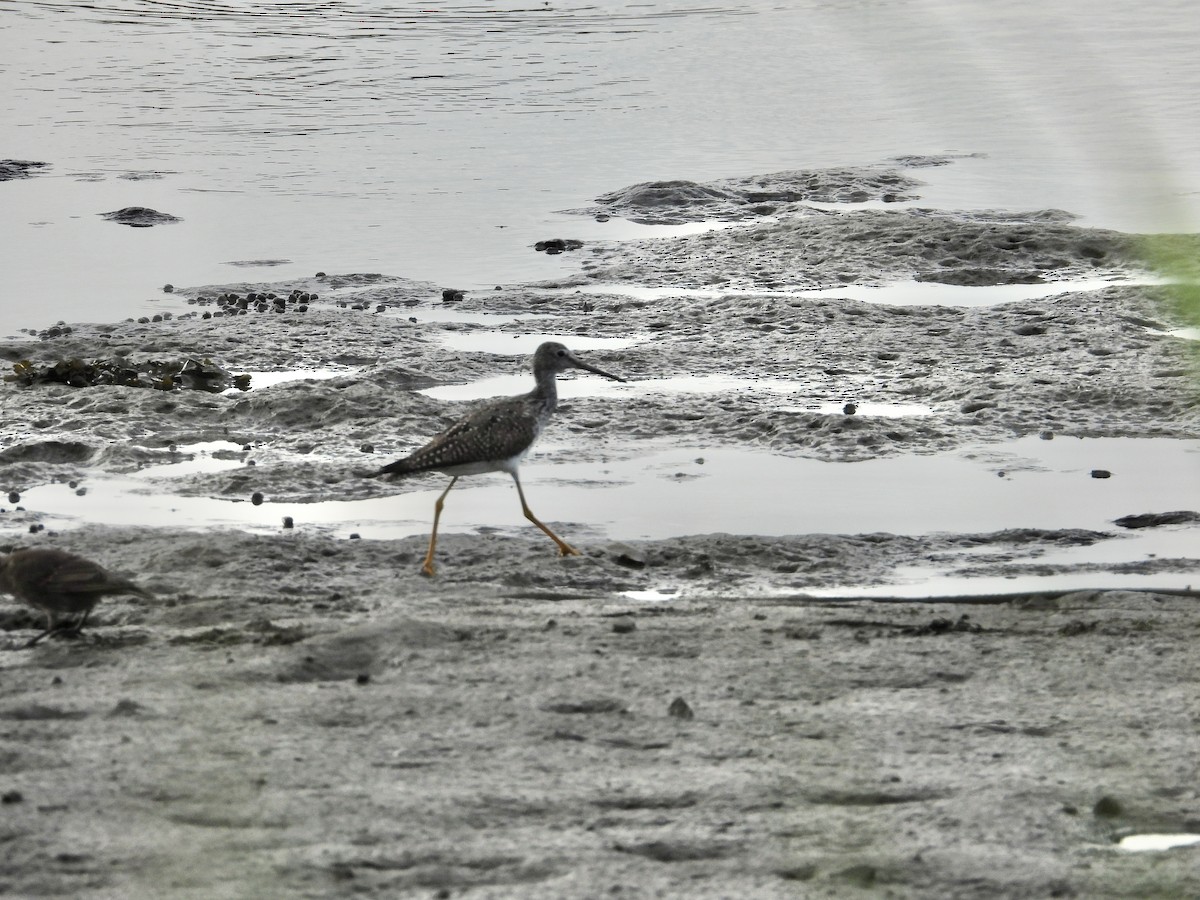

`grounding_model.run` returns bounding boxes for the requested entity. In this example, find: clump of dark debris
[4,357,250,392]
